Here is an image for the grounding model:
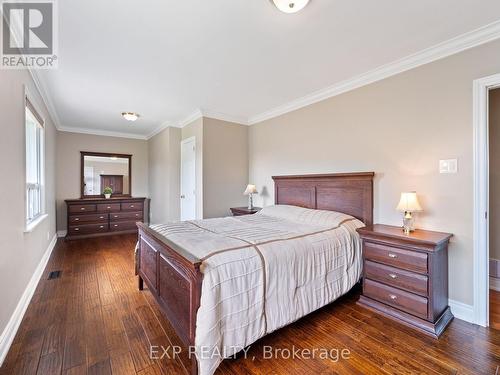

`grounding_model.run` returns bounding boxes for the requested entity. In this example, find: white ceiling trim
[202,109,249,126]
[58,125,148,140]
[29,66,62,130]
[28,19,500,139]
[247,19,500,125]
